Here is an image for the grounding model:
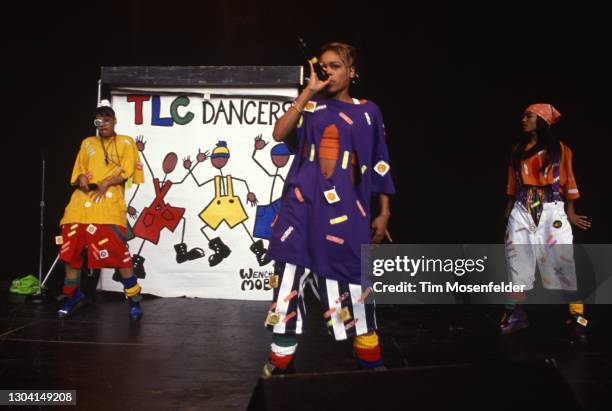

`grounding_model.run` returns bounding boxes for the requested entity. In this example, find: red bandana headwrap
[525,103,561,125]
